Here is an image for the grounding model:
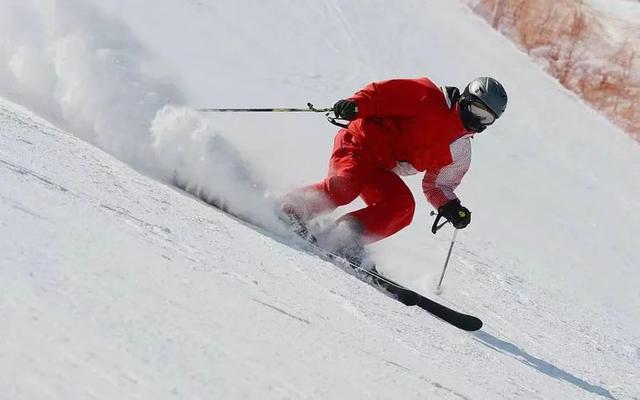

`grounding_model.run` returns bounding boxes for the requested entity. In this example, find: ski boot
[277,203,317,243]
[314,218,376,273]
